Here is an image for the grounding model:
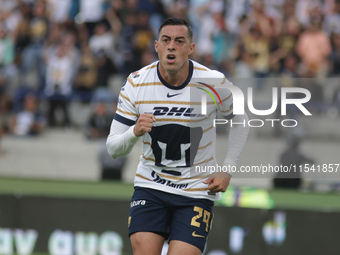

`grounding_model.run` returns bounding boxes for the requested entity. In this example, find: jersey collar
[157,60,193,90]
